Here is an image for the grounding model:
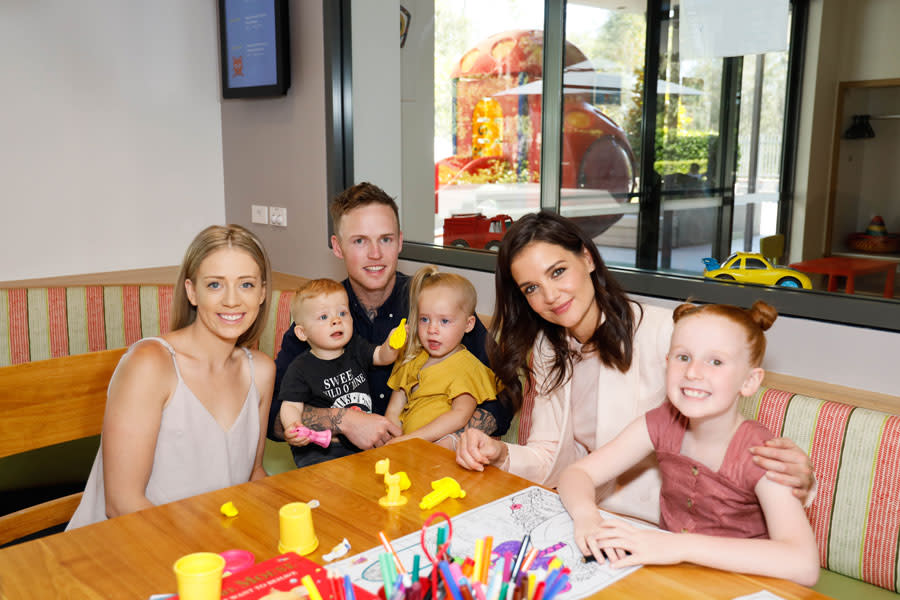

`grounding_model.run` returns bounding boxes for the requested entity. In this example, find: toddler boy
[279,278,402,467]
